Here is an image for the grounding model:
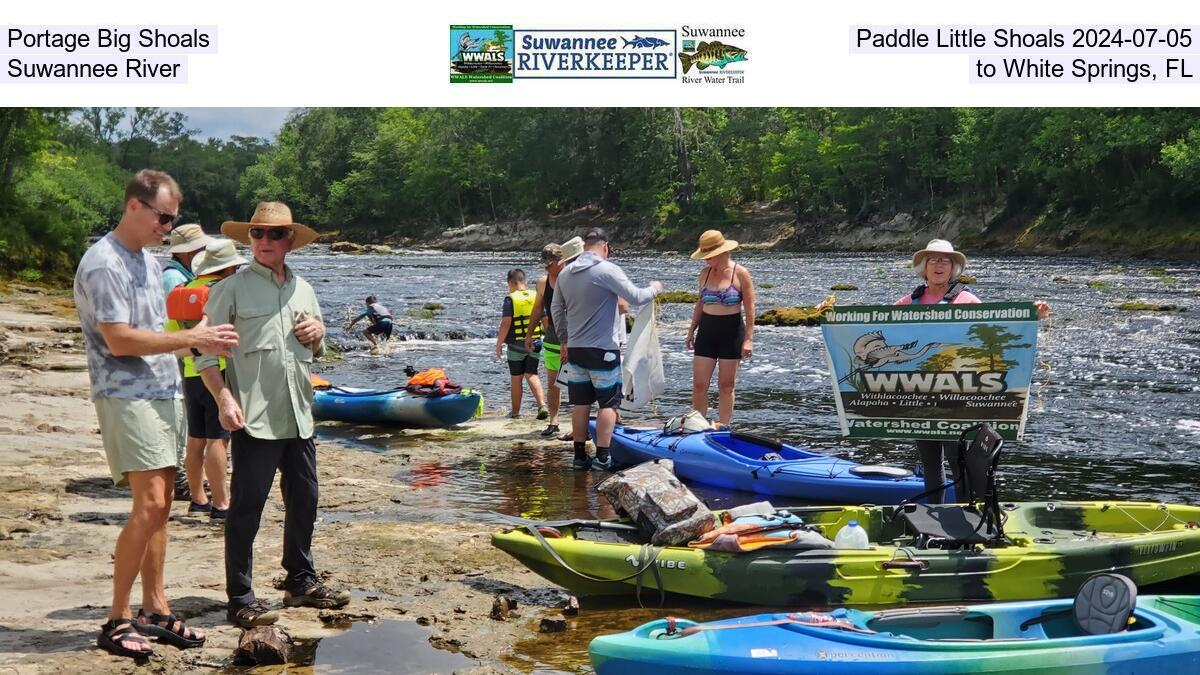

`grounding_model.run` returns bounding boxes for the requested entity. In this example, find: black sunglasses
[138,198,179,226]
[249,227,293,241]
